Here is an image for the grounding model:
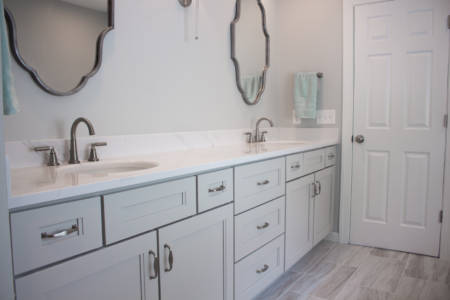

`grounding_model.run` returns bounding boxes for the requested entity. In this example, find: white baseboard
[325,232,339,243]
